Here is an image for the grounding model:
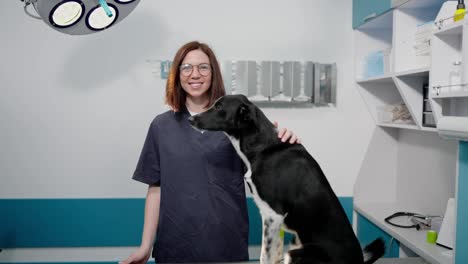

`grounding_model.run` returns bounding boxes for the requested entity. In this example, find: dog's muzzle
[188,116,204,133]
